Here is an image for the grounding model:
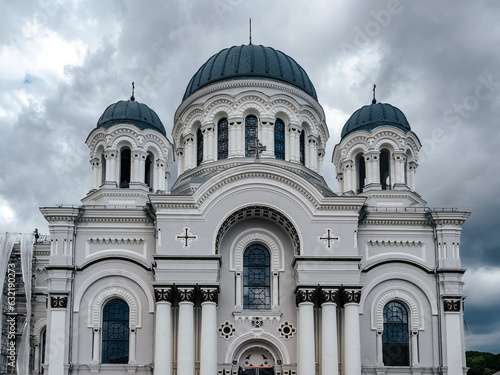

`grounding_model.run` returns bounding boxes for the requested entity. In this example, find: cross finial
[249,18,252,45]
[372,84,377,104]
[130,82,135,101]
